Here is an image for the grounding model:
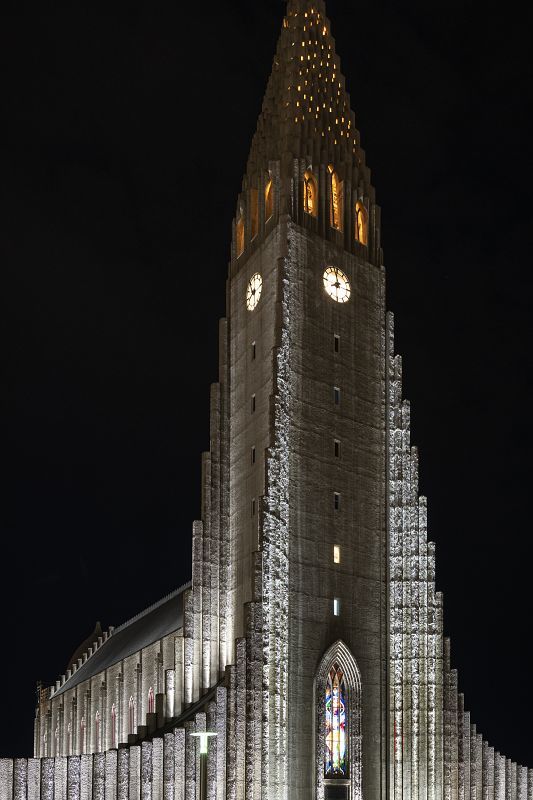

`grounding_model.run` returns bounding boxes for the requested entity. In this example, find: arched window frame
[303,169,318,217]
[111,703,117,749]
[236,208,245,257]
[265,172,274,221]
[328,165,343,231]
[315,640,362,800]
[148,686,155,715]
[128,696,135,736]
[80,716,85,753]
[355,201,368,246]
[94,710,100,752]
